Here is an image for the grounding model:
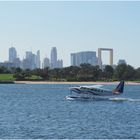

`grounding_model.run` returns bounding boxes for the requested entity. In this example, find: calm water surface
[0,84,140,139]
